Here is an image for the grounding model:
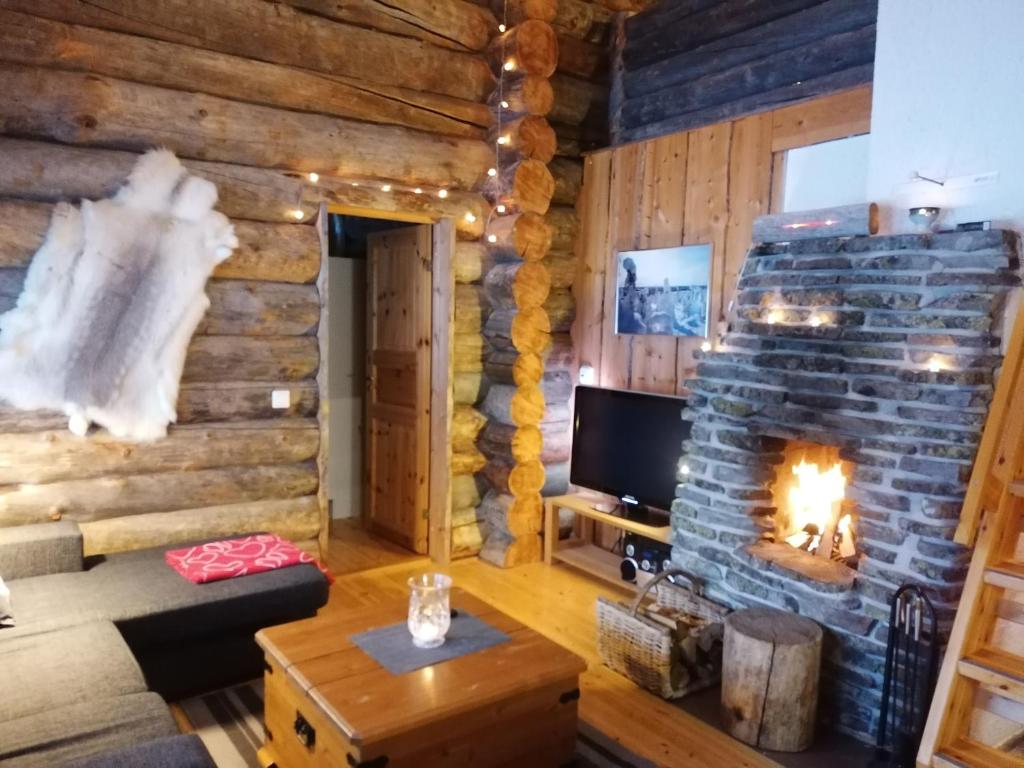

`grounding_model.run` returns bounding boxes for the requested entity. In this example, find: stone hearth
[673,229,1020,740]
